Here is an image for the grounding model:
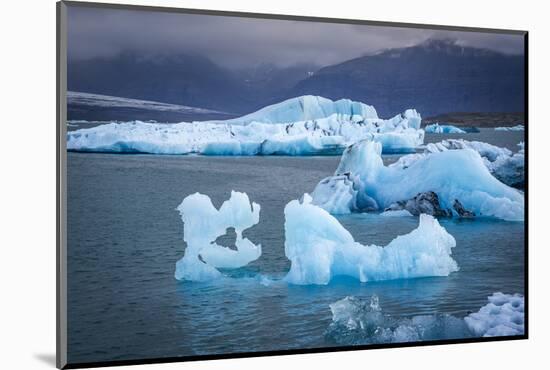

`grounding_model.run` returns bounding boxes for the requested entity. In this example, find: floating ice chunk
[488,143,525,188]
[224,95,379,125]
[174,191,261,282]
[311,175,358,215]
[67,96,424,155]
[330,296,382,331]
[393,139,524,188]
[310,173,379,215]
[464,293,524,337]
[327,293,523,345]
[260,135,347,156]
[380,209,414,217]
[402,109,422,130]
[327,295,472,345]
[424,123,467,134]
[423,139,512,161]
[383,109,422,130]
[495,125,524,131]
[313,140,524,220]
[201,140,262,156]
[284,195,458,285]
[369,130,424,154]
[66,117,422,155]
